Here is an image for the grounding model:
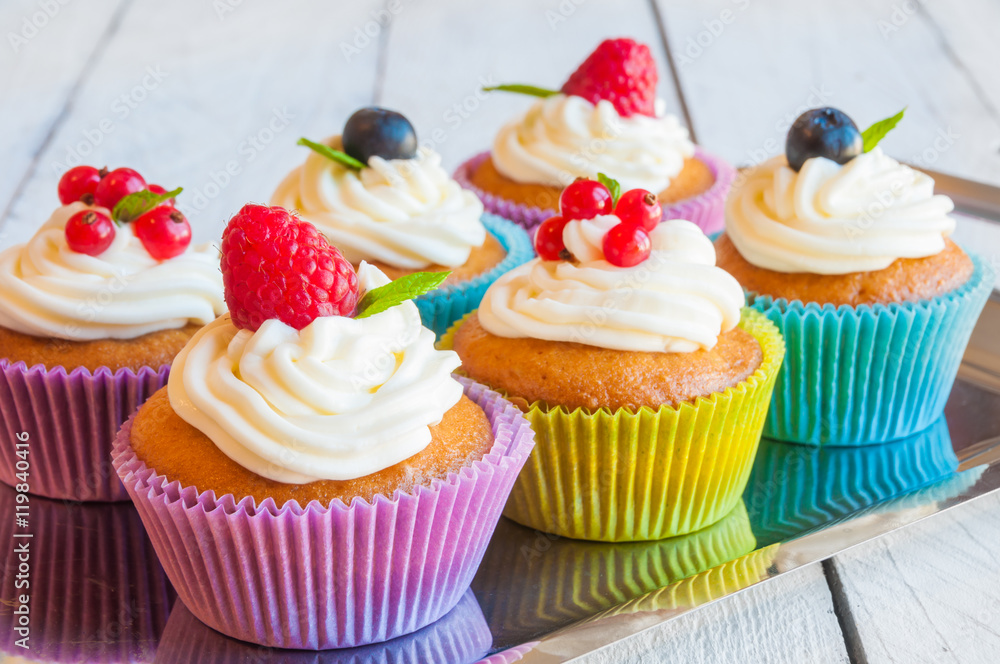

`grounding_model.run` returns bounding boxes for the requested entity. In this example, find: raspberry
[221,204,359,331]
[561,38,657,118]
